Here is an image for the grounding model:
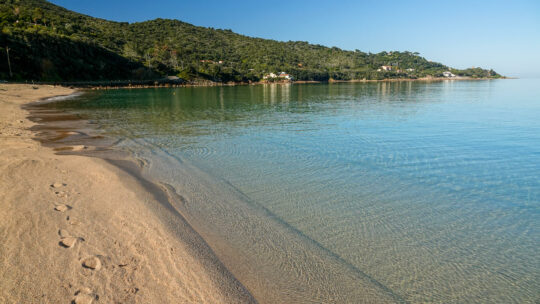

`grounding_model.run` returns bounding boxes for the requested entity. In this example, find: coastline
[20,85,400,303]
[24,85,404,303]
[19,84,405,303]
[90,76,508,90]
[7,76,506,91]
[0,84,254,303]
